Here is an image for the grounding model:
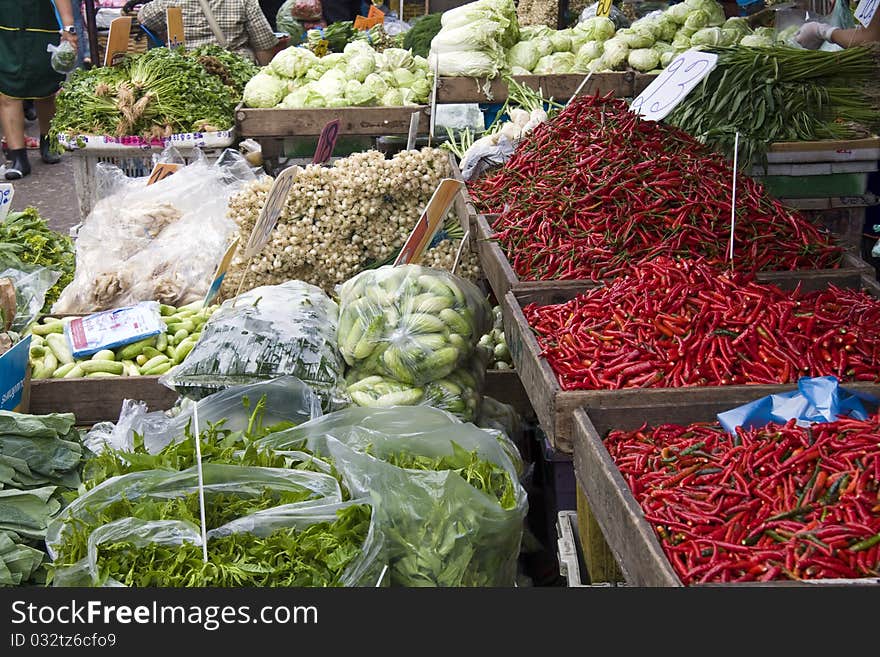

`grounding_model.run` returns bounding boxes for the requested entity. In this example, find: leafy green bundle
[91,503,371,587]
[50,46,248,142]
[0,208,75,314]
[403,13,442,58]
[666,46,878,170]
[188,44,260,95]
